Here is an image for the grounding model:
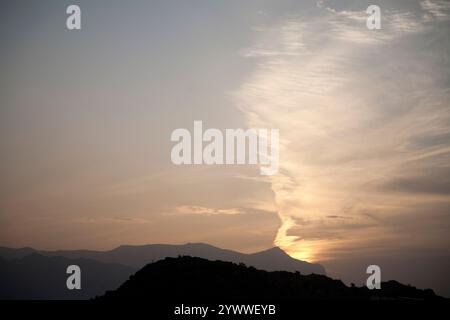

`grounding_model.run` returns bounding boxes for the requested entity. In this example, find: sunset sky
[1,1,449,295]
